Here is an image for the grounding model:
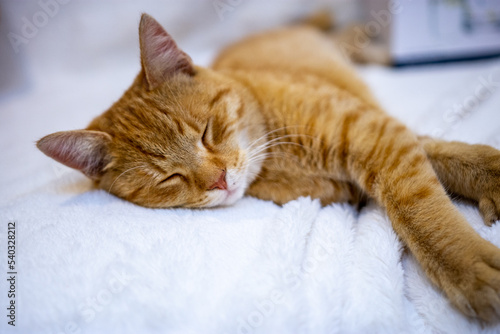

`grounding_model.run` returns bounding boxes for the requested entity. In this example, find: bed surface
[1,2,500,333]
